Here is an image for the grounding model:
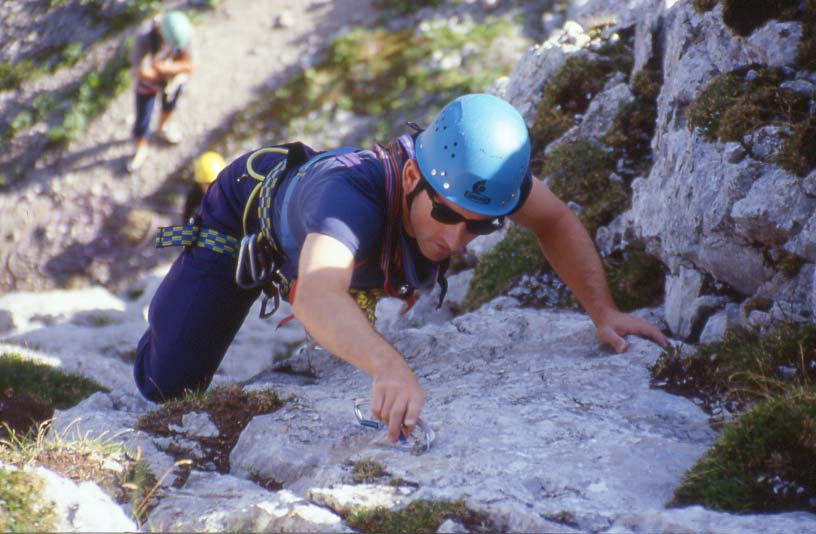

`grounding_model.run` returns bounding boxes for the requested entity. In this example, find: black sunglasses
[422,181,504,235]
